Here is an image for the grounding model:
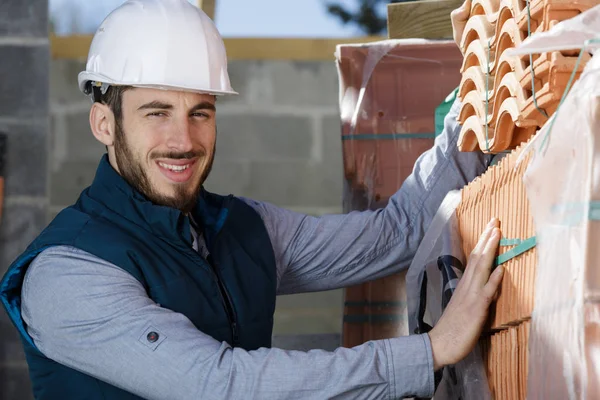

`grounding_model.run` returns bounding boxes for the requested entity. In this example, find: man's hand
[428,217,504,371]
[451,0,472,53]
